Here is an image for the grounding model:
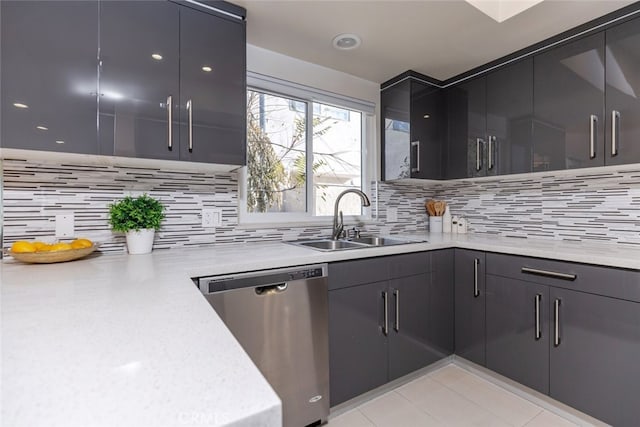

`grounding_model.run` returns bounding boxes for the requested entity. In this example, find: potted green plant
[109,194,165,255]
